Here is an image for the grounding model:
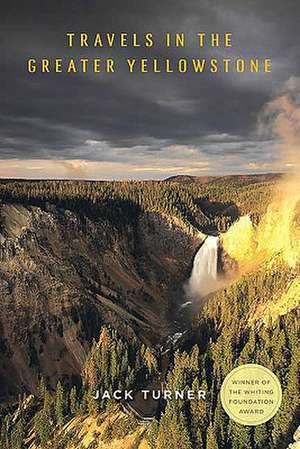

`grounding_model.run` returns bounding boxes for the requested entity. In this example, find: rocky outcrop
[217,241,238,276]
[0,204,32,240]
[0,202,201,399]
